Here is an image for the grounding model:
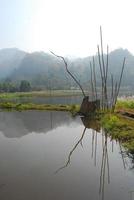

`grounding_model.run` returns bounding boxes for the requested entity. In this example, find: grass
[0,90,83,99]
[116,99,134,111]
[101,113,134,153]
[0,102,80,115]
